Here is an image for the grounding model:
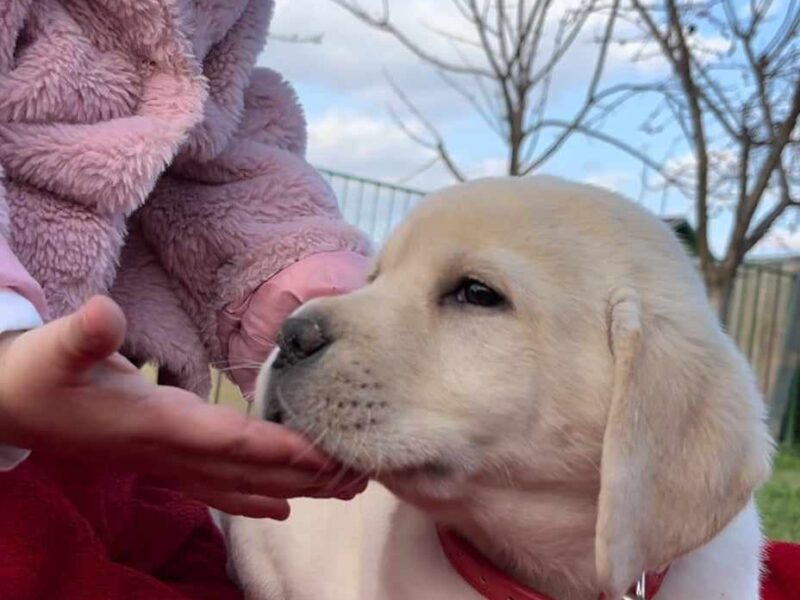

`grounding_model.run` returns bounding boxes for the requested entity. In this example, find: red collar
[437,525,669,600]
